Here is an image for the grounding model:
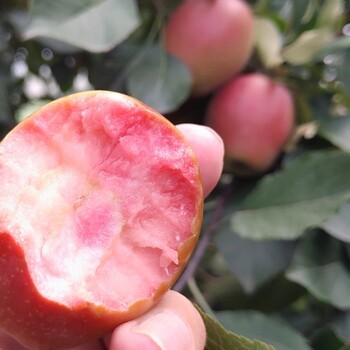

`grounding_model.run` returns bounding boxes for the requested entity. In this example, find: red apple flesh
[0,91,203,349]
[164,0,254,96]
[205,73,295,175]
